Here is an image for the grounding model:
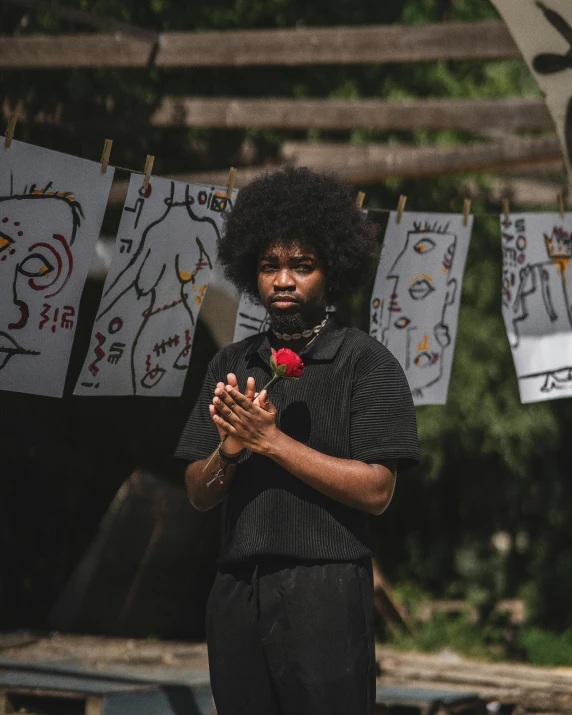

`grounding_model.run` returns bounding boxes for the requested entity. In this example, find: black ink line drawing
[532,2,572,167]
[379,222,458,400]
[94,182,225,394]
